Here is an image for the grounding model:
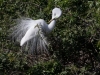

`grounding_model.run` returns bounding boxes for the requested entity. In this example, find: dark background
[0,0,100,75]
